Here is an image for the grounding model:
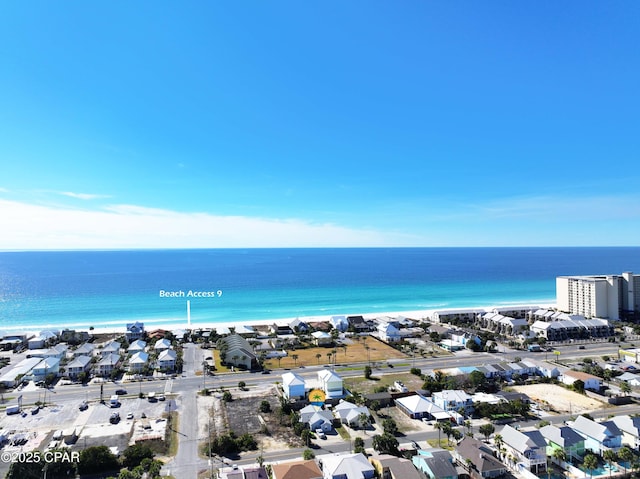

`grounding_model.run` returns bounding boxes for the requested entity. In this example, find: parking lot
[1,394,171,453]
